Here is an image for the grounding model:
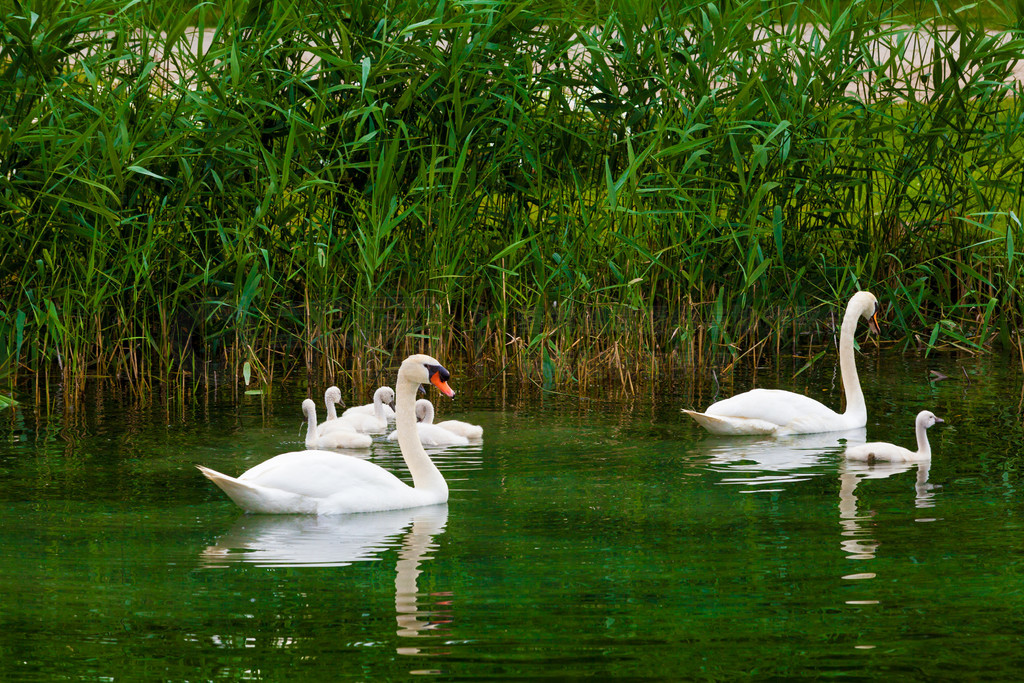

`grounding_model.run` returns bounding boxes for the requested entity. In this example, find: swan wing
[343,403,396,419]
[237,450,409,500]
[331,413,387,434]
[417,424,470,446]
[437,419,483,440]
[319,418,362,436]
[197,465,319,514]
[341,404,373,417]
[692,388,848,434]
[845,442,920,462]
[682,410,782,435]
